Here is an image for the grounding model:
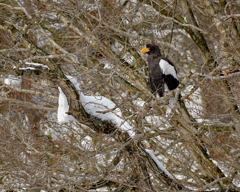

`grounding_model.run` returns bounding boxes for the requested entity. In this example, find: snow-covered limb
[145,149,174,179]
[80,95,135,137]
[14,66,36,70]
[58,87,77,123]
[25,62,50,70]
[57,76,135,137]
[12,62,50,71]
